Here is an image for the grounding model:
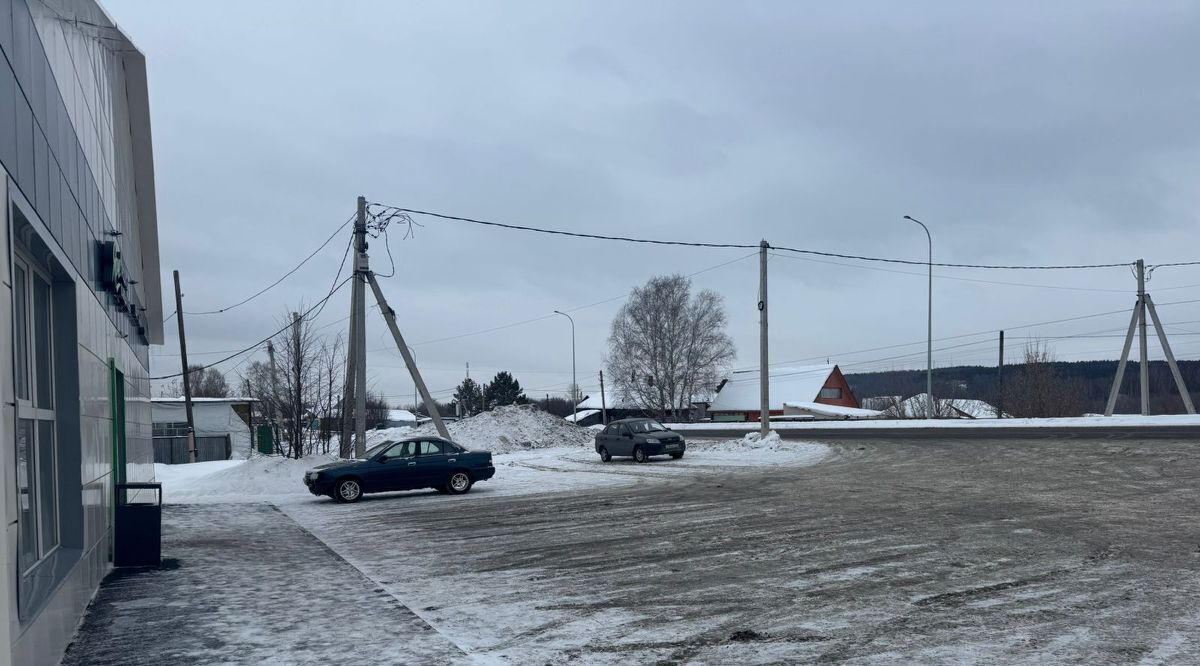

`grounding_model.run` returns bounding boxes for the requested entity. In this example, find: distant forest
[846,360,1200,416]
